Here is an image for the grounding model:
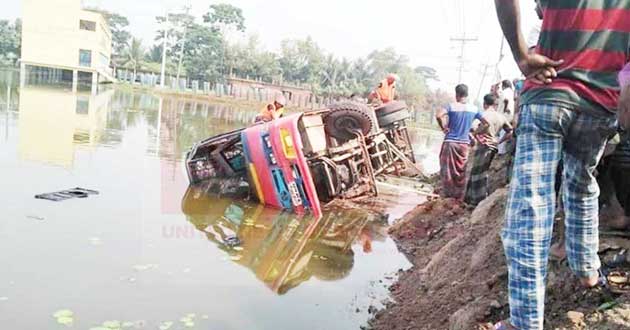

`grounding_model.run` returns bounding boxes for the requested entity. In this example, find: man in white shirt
[498,80,515,154]
[498,80,515,119]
